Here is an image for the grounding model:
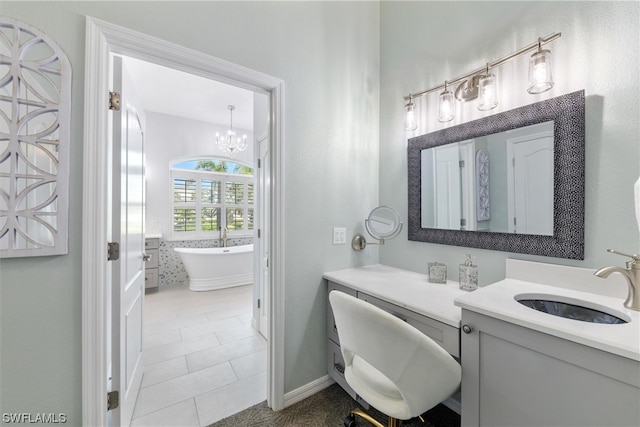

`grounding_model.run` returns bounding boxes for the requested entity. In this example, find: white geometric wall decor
[476,149,490,221]
[0,17,71,258]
